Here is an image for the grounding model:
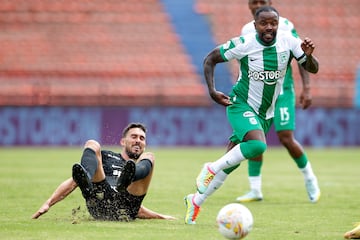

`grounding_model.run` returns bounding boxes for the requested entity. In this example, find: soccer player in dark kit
[33,122,175,221]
